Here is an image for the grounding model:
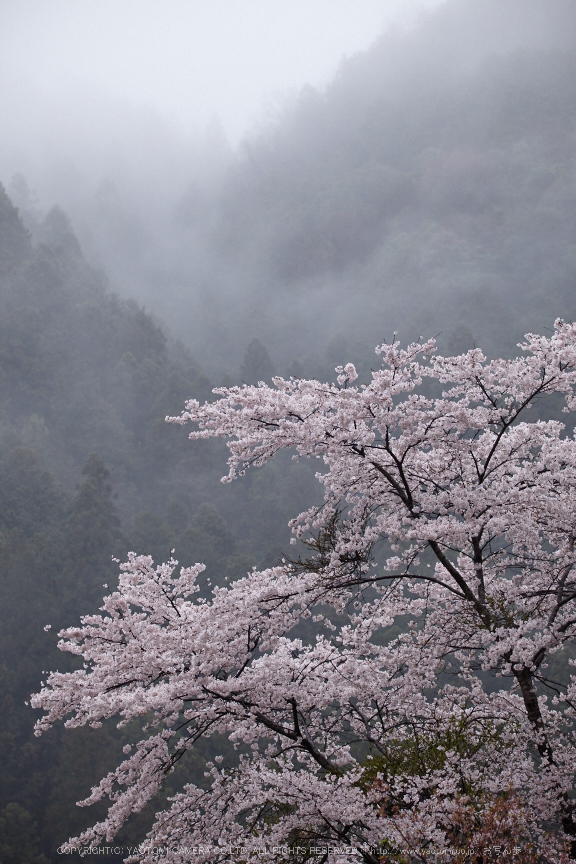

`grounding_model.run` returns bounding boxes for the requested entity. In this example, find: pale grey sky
[0,0,446,144]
